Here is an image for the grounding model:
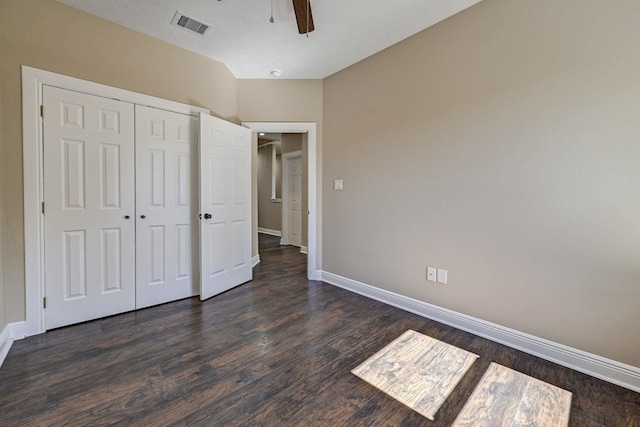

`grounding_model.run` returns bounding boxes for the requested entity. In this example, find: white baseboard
[10,321,27,340]
[258,228,282,237]
[252,254,260,268]
[300,246,308,254]
[0,321,27,368]
[320,271,640,393]
[308,269,322,281]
